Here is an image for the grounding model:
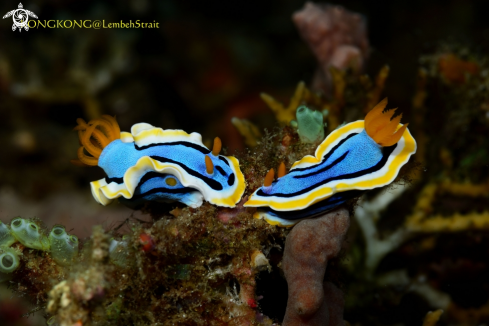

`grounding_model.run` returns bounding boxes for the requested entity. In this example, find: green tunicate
[49,226,79,266]
[10,217,50,250]
[0,247,20,273]
[109,237,130,267]
[0,221,16,247]
[295,106,324,143]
